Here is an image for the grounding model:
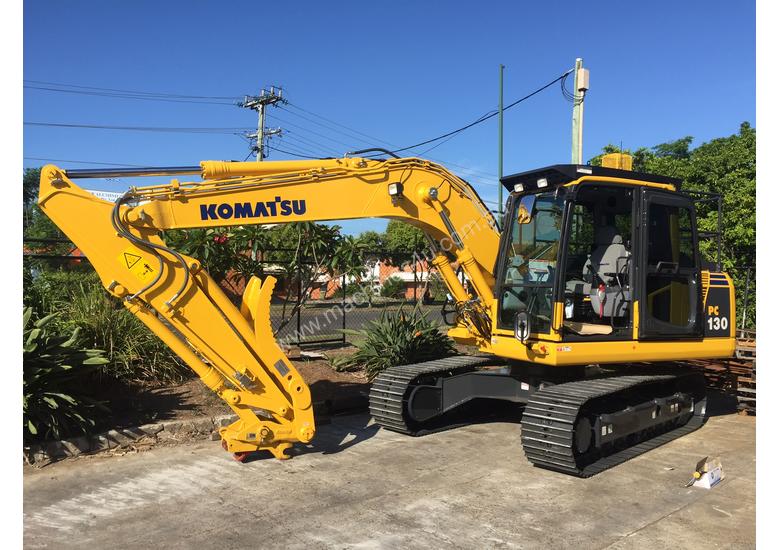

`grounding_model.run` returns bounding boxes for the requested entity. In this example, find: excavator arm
[38,156,501,459]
